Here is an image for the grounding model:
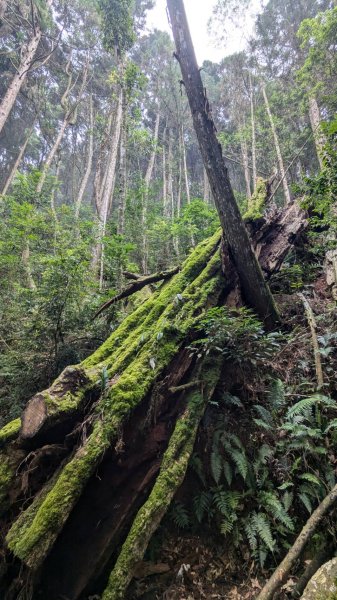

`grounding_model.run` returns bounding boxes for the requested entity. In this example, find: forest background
[1,0,335,425]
